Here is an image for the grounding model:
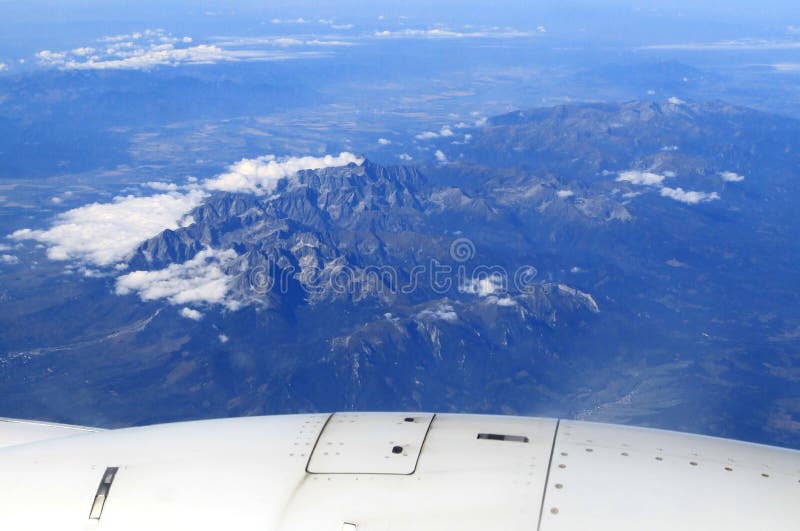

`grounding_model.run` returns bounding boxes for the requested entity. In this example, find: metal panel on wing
[306,412,434,474]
